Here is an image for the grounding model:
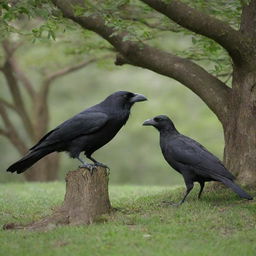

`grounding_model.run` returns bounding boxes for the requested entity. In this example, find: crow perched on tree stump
[3,166,112,231]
